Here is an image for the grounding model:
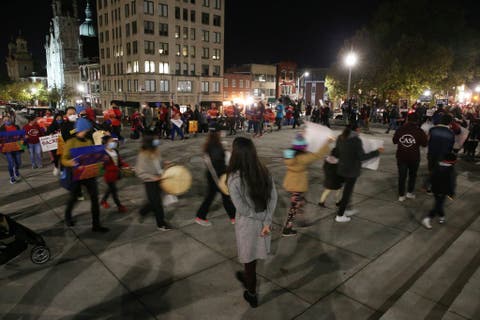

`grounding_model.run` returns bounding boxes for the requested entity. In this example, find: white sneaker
[345,209,358,217]
[53,167,59,176]
[406,193,416,199]
[335,215,351,223]
[398,196,406,202]
[77,196,85,201]
[195,217,212,227]
[438,217,446,224]
[422,217,432,229]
